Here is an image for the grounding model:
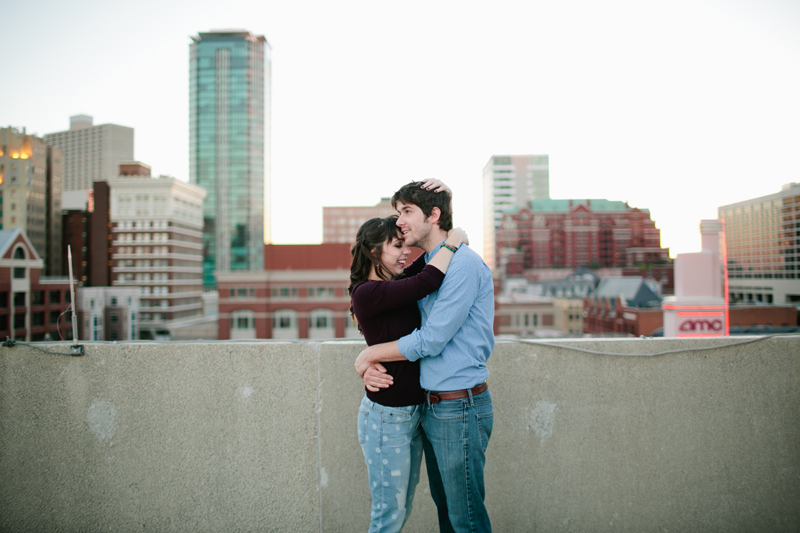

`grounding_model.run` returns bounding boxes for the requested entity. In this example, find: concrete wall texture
[1,337,798,532]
